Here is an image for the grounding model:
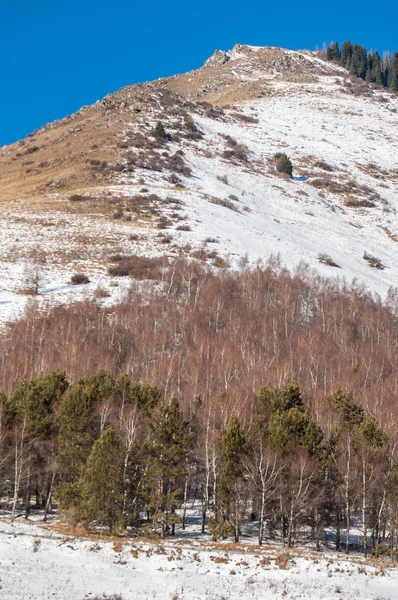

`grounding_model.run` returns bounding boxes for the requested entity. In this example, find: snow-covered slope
[0,517,397,600]
[1,45,398,323]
